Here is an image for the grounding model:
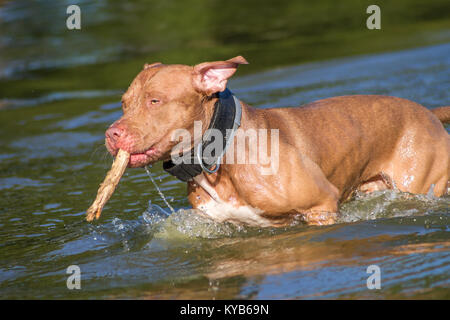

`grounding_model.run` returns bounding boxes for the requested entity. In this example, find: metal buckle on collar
[197,142,221,174]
